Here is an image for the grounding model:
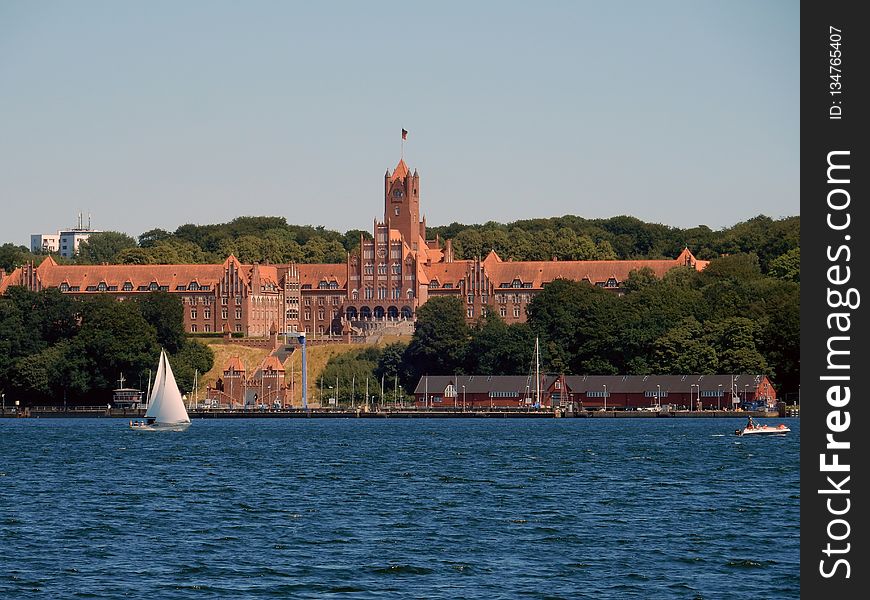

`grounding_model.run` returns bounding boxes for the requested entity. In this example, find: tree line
[0,290,214,406]
[2,214,798,279]
[321,253,799,401]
